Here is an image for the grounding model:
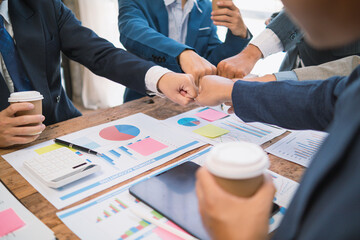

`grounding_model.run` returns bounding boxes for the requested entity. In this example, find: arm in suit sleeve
[266,10,303,52]
[231,74,351,130]
[118,0,191,73]
[293,55,360,81]
[53,0,155,94]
